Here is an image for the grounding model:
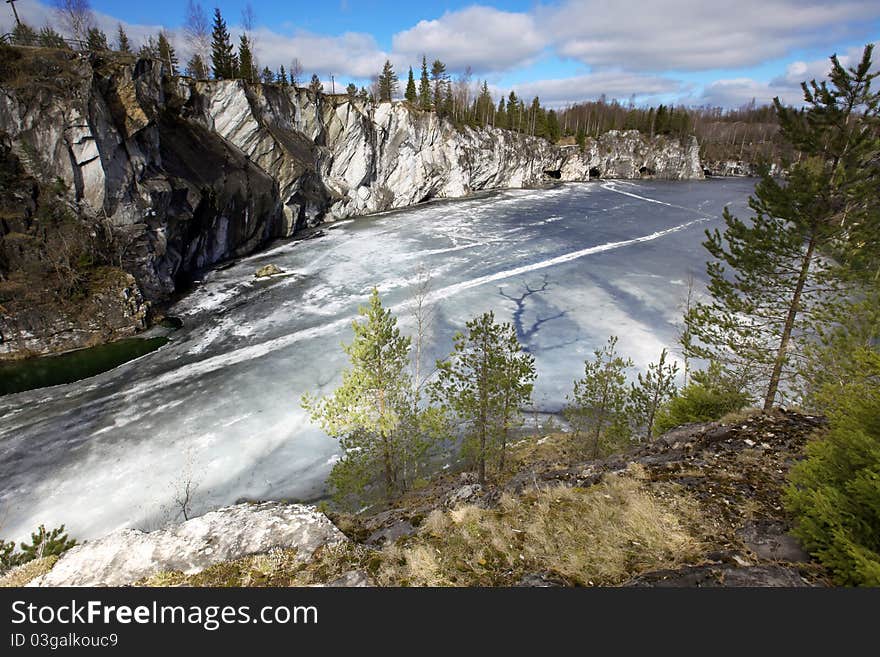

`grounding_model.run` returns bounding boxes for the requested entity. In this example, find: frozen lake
[0,178,754,542]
